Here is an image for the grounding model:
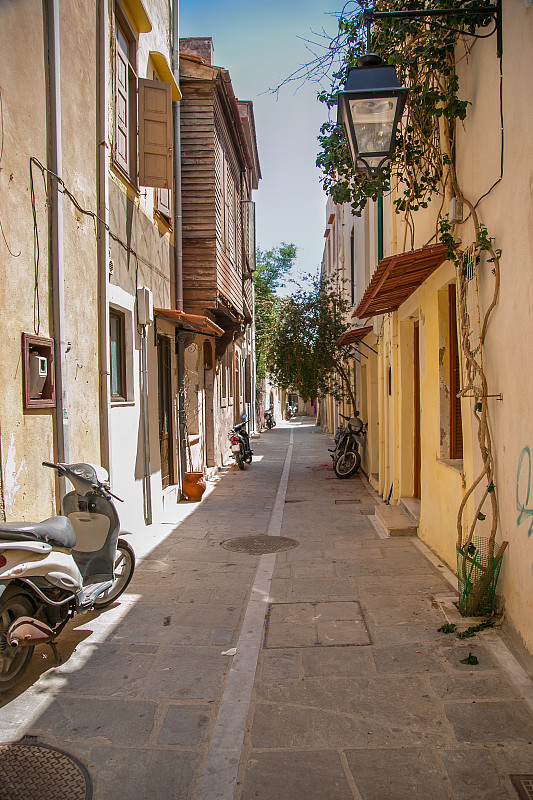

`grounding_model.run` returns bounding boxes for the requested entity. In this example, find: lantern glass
[349,97,397,155]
